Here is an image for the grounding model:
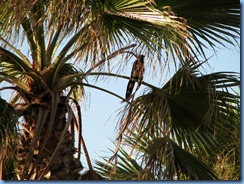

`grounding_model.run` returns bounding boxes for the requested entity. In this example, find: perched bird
[125,55,145,99]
